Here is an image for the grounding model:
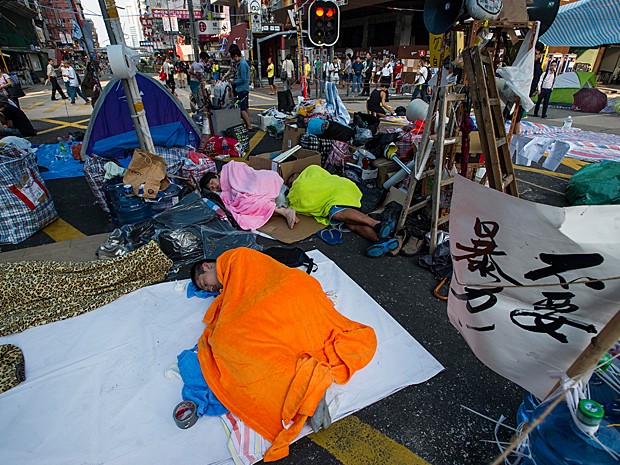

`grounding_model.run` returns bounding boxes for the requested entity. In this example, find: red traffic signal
[308,1,340,47]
